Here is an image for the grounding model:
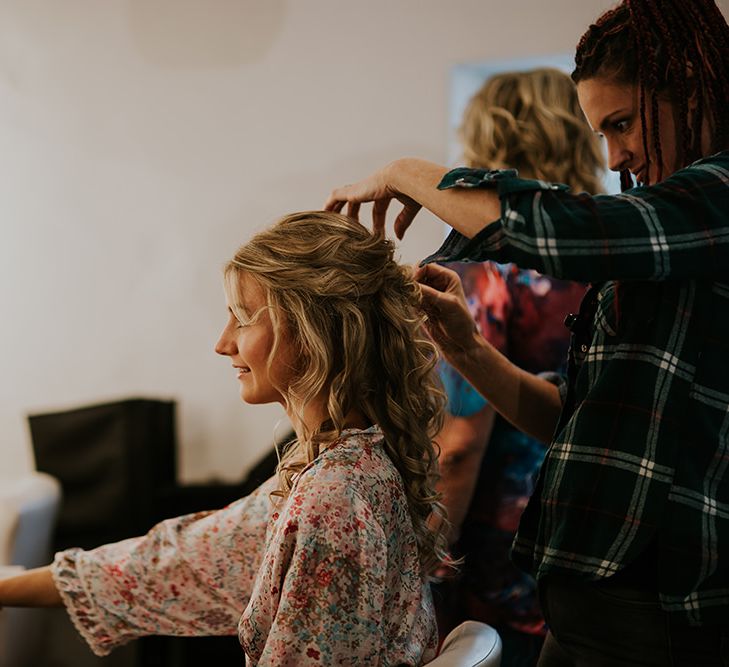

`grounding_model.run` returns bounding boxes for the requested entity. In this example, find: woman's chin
[238,387,283,406]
